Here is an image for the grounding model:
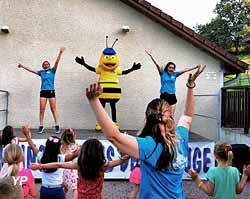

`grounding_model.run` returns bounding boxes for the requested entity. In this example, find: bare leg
[72,189,78,199]
[130,184,140,199]
[49,97,59,125]
[40,98,47,126]
[171,104,176,116]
